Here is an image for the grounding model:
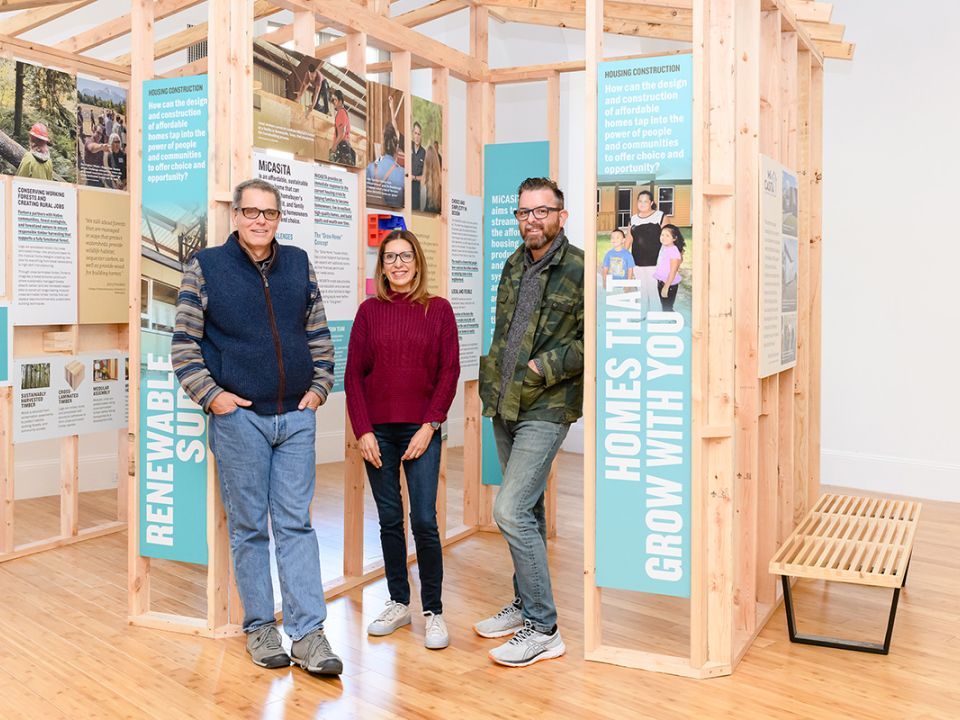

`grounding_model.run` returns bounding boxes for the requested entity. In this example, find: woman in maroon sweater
[345,229,459,650]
